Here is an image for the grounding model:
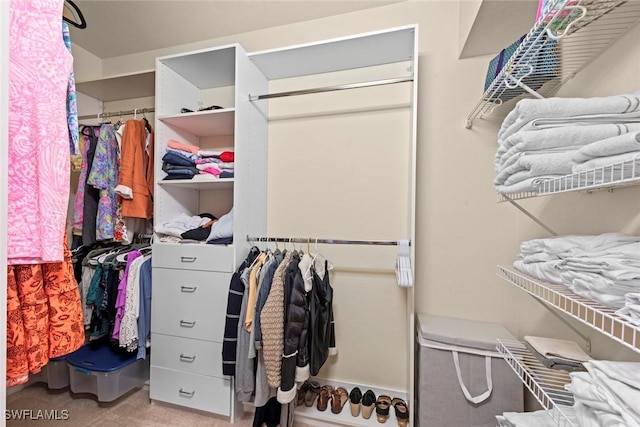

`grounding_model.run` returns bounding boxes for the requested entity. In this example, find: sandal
[317,385,334,411]
[331,387,349,414]
[375,395,392,423]
[391,398,409,427]
[304,381,320,407]
[349,387,362,417]
[361,389,376,419]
